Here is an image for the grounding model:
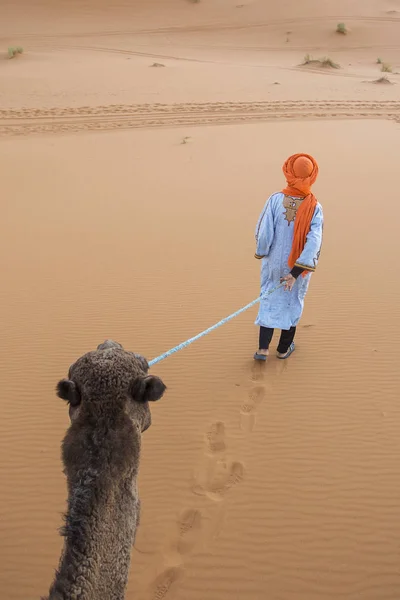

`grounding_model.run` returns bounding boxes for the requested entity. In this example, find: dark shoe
[276,342,295,359]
